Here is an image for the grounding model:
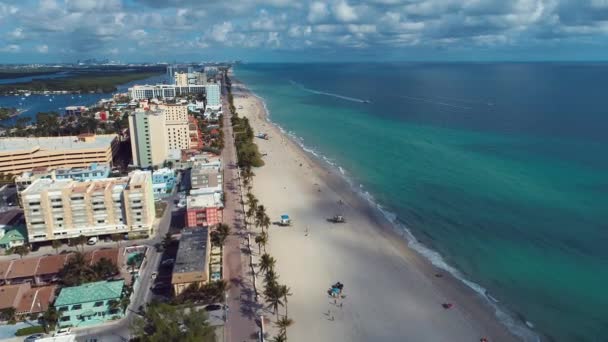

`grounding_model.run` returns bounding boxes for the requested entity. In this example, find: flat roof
[22,179,73,195]
[186,193,222,209]
[54,280,124,307]
[0,134,117,153]
[173,227,209,274]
